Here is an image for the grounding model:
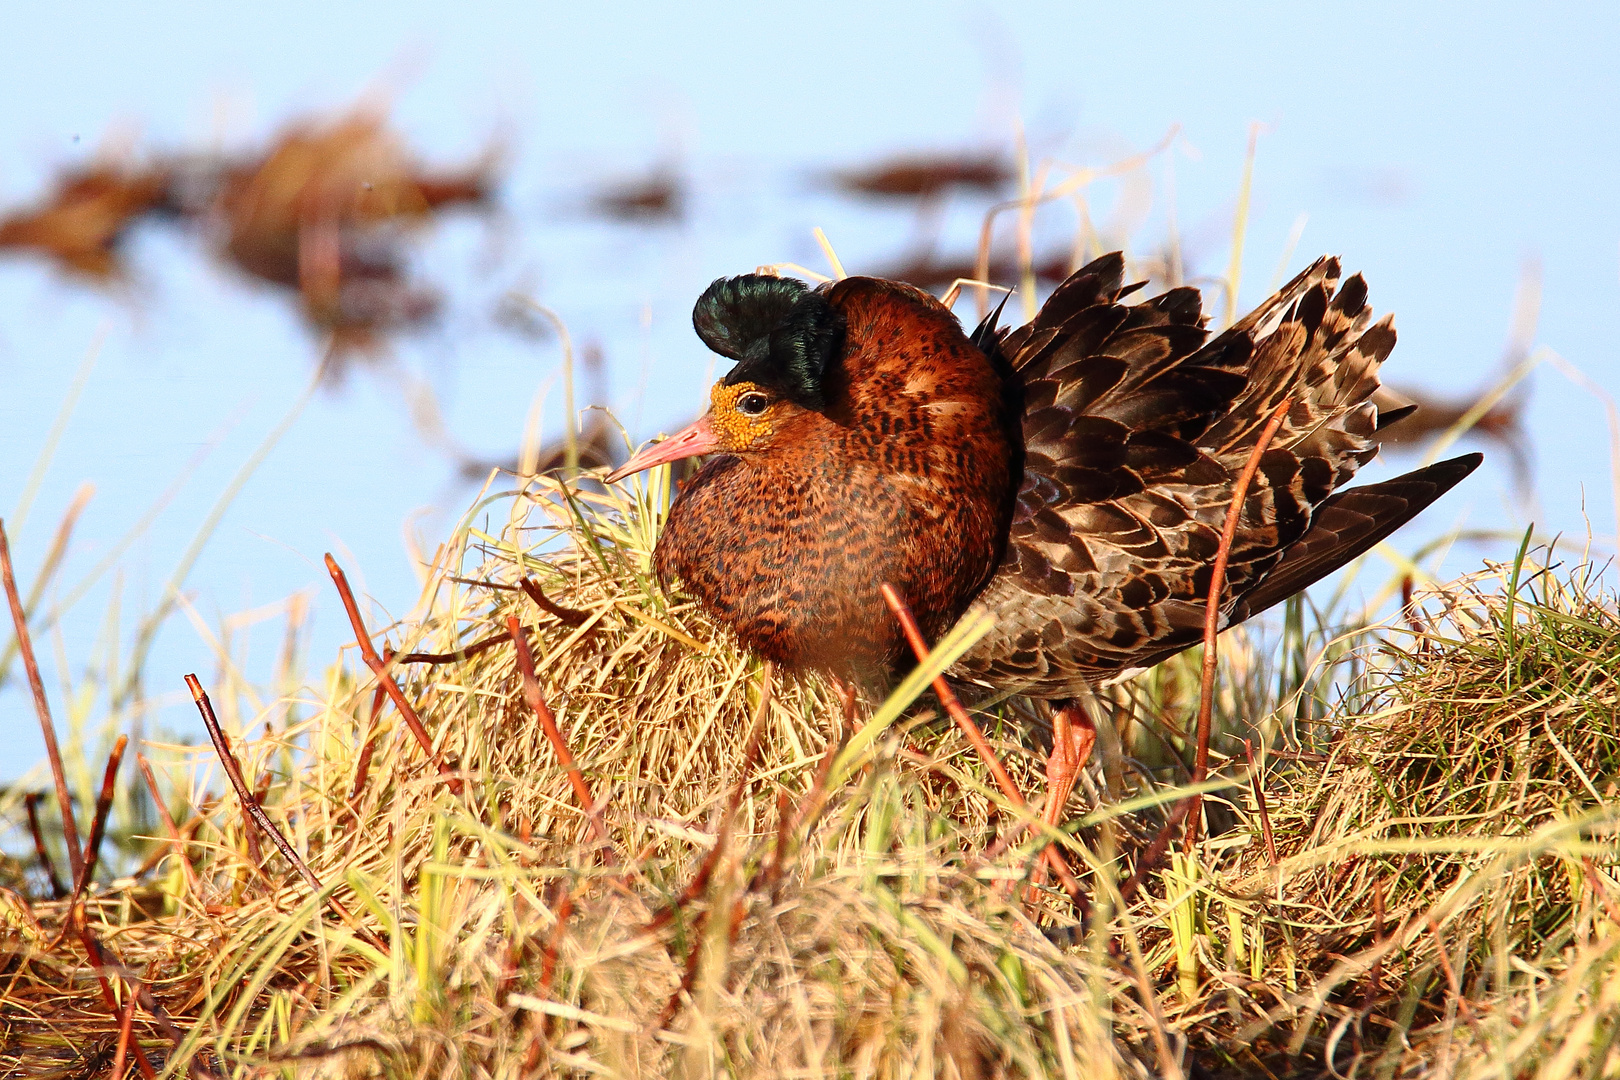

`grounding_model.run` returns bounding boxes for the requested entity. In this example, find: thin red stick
[135,753,200,895]
[764,789,793,896]
[1400,574,1423,637]
[506,616,609,848]
[70,913,159,1080]
[111,990,137,1080]
[66,735,126,909]
[1186,397,1293,849]
[324,553,460,793]
[23,793,65,898]
[349,647,392,801]
[536,888,575,1003]
[1117,798,1197,905]
[657,895,750,1033]
[519,577,593,627]
[78,910,219,1079]
[0,519,83,879]
[880,584,1085,899]
[397,629,512,665]
[187,675,389,955]
[644,667,772,933]
[1243,739,1279,867]
[880,584,1024,805]
[1365,876,1386,1012]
